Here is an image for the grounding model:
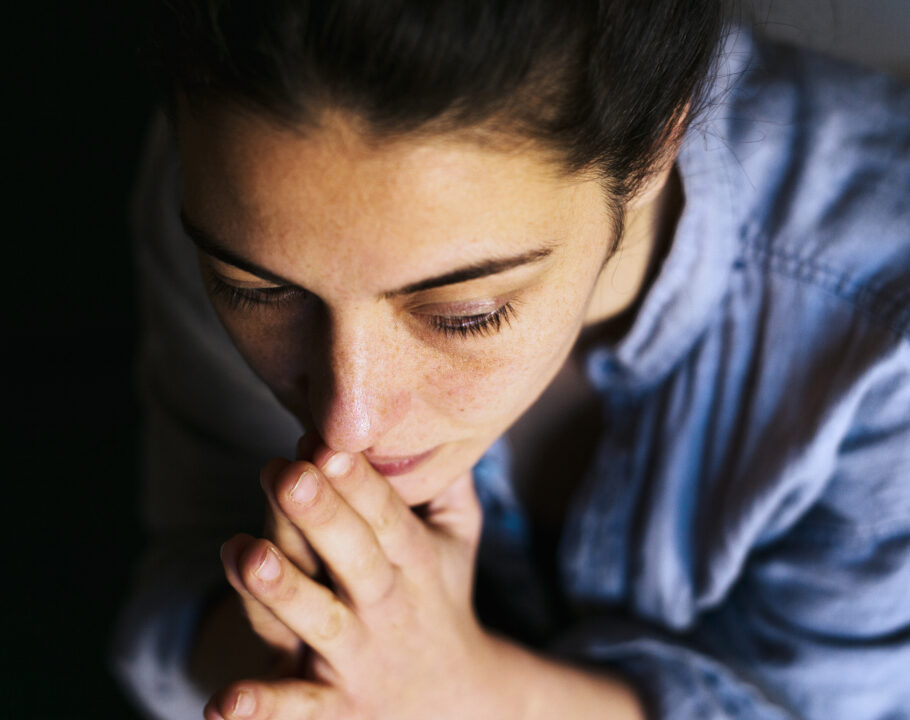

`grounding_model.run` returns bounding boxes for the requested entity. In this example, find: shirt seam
[736,238,910,341]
